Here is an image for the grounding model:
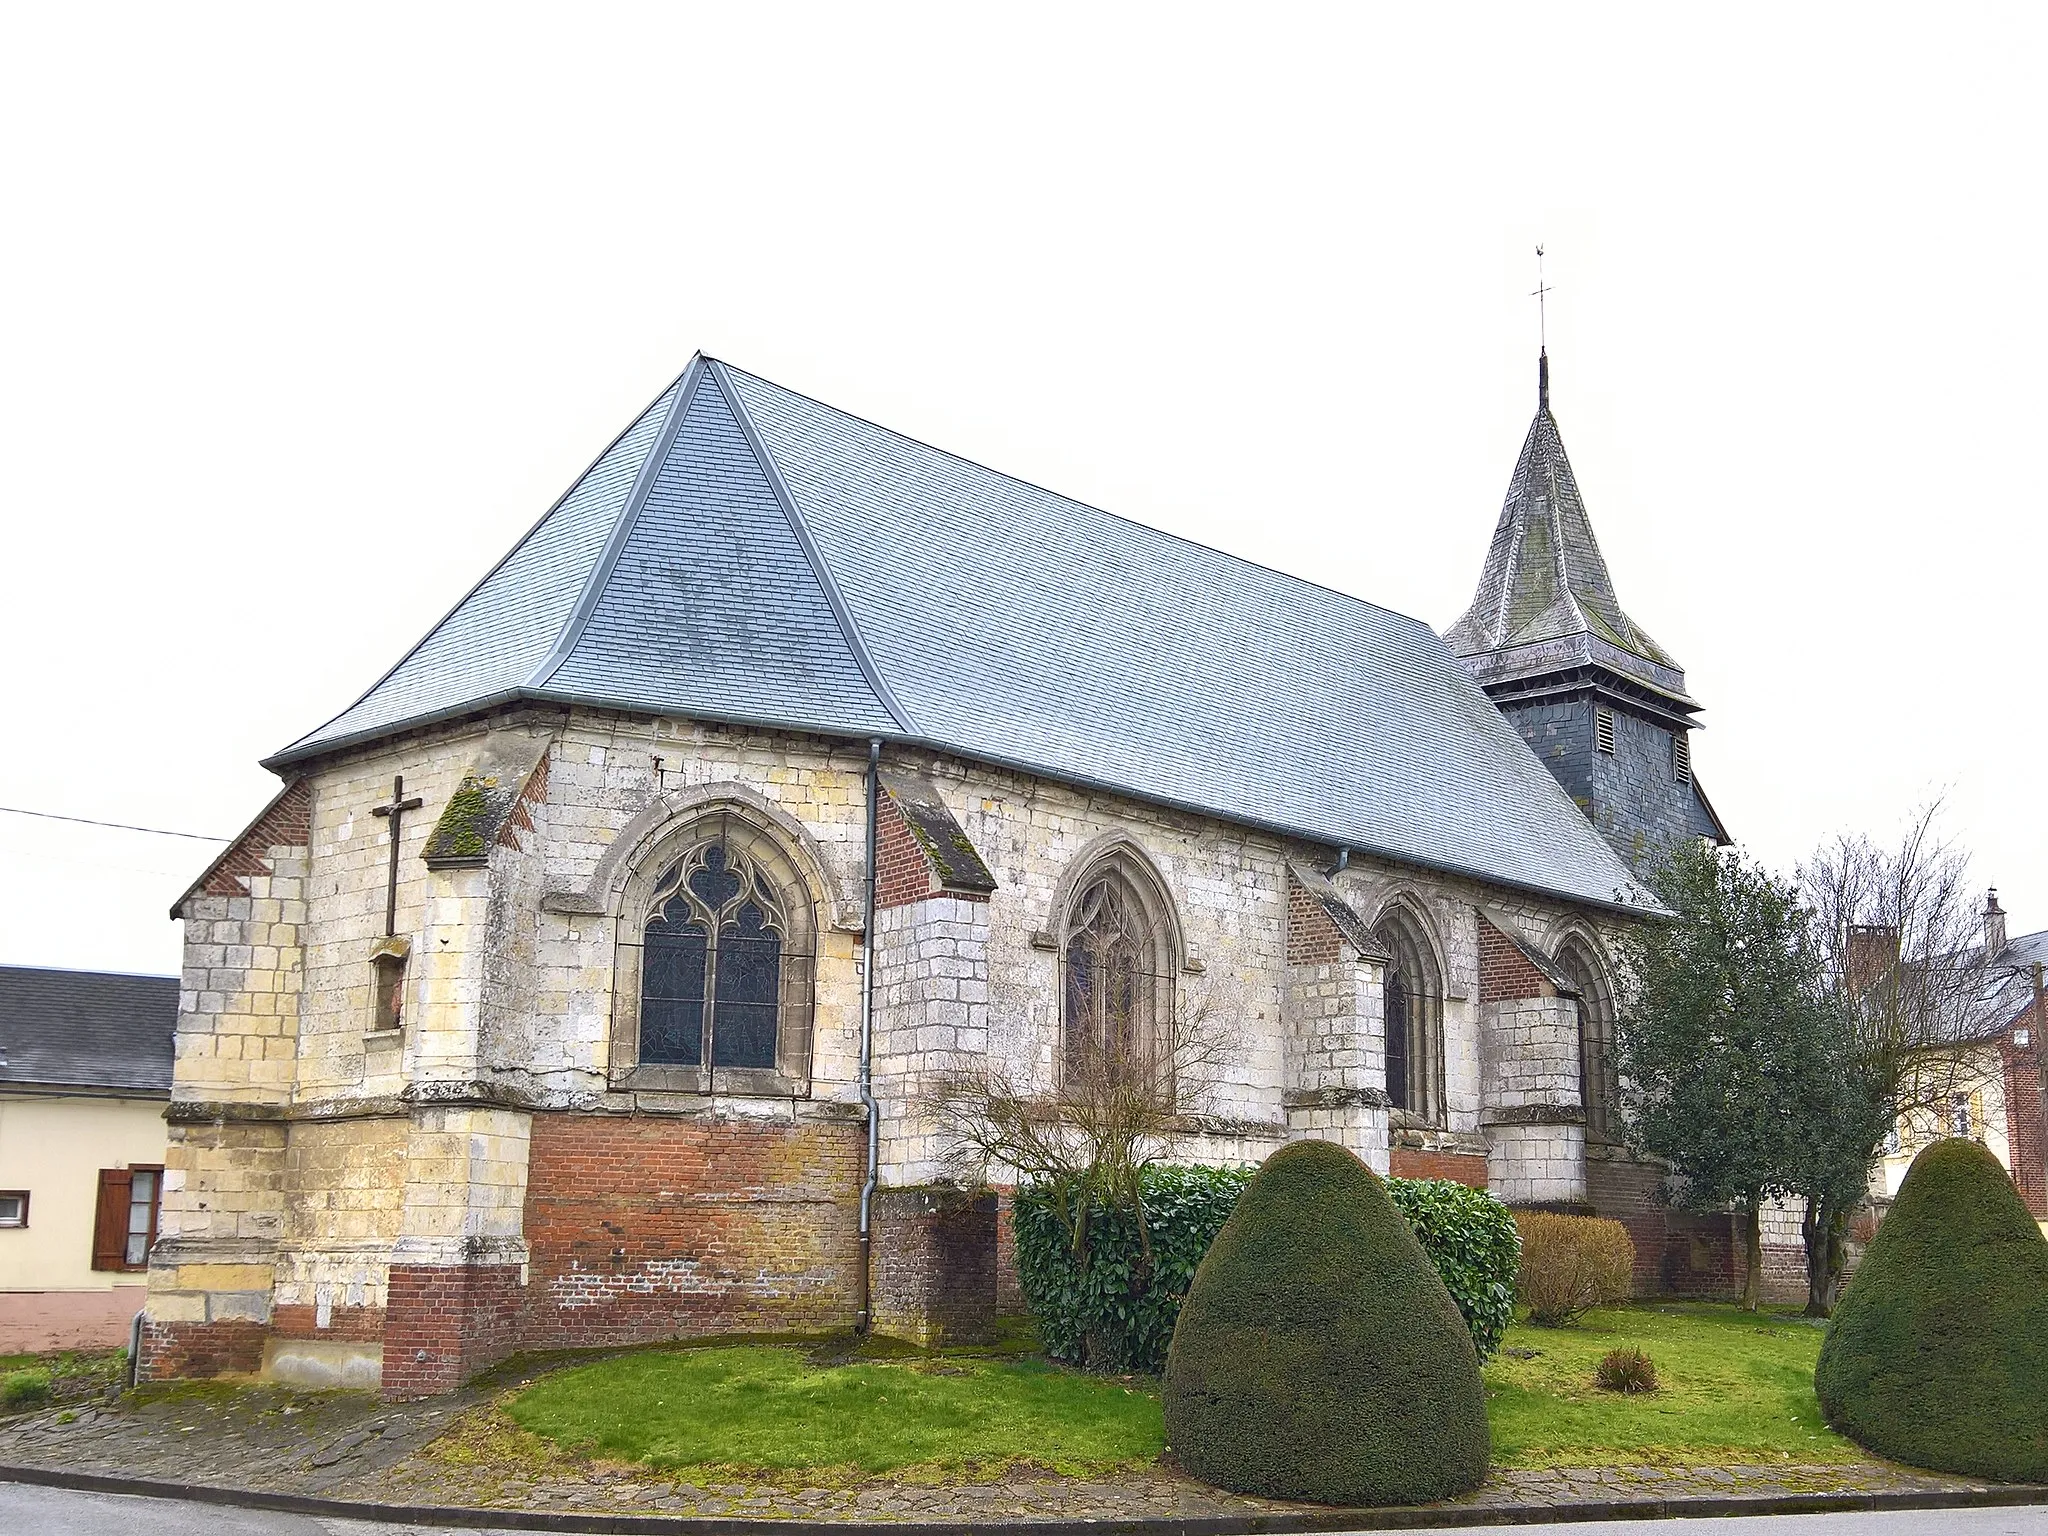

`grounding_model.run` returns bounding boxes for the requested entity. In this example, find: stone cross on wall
[370,776,423,937]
